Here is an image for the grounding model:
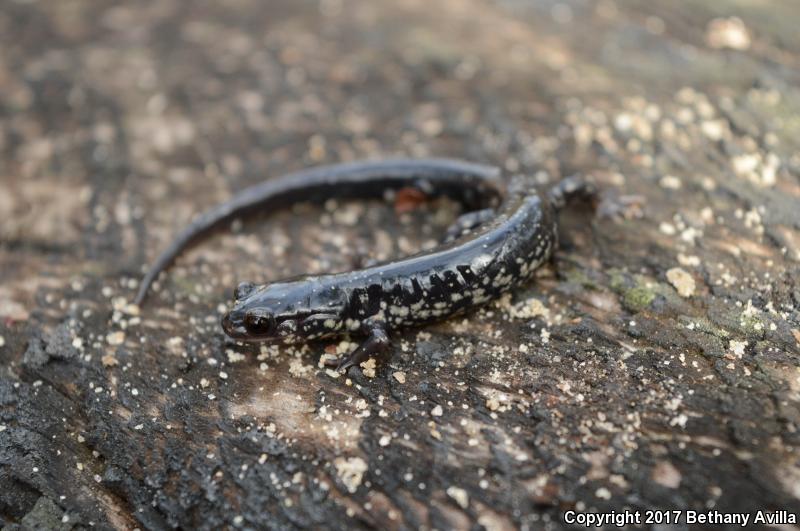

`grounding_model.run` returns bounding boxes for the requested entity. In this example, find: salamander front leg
[444,208,496,242]
[326,320,390,372]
